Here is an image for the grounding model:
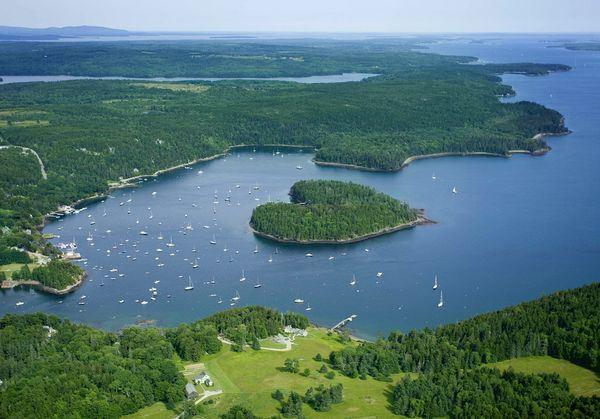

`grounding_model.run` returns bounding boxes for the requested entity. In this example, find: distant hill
[0,25,130,40]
